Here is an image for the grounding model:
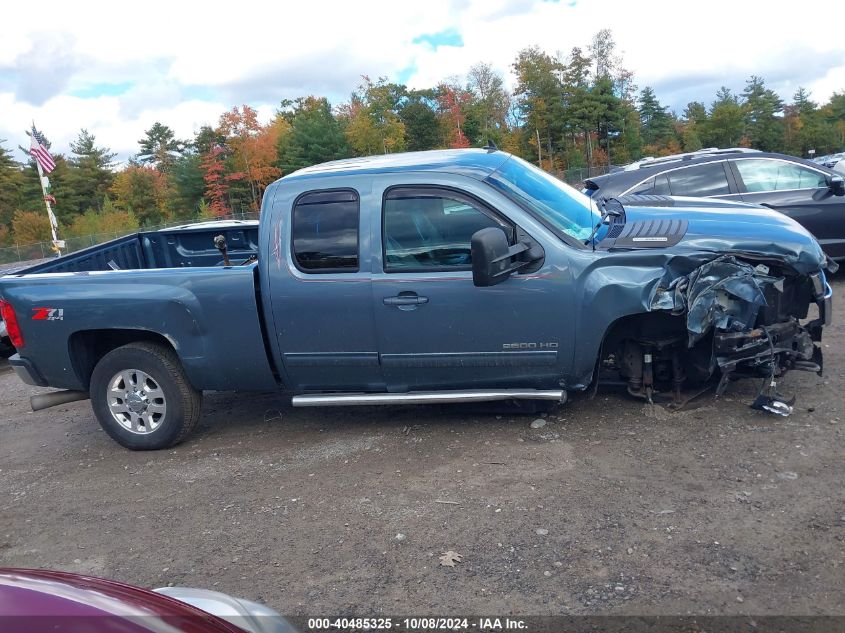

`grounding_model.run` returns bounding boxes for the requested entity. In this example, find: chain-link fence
[0,212,260,267]
[557,164,613,186]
